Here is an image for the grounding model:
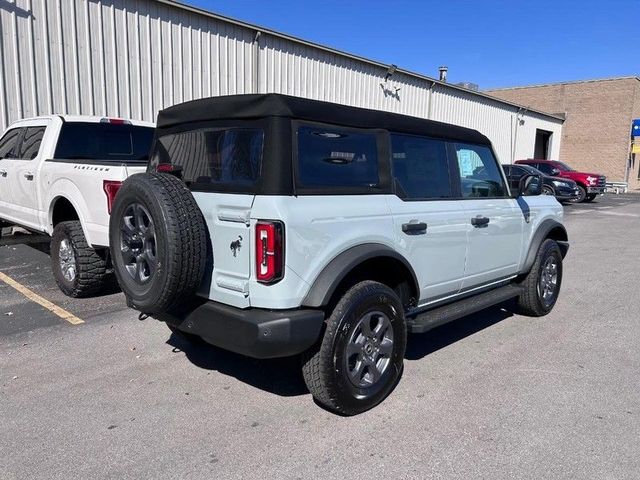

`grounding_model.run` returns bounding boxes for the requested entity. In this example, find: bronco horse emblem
[230,235,243,257]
